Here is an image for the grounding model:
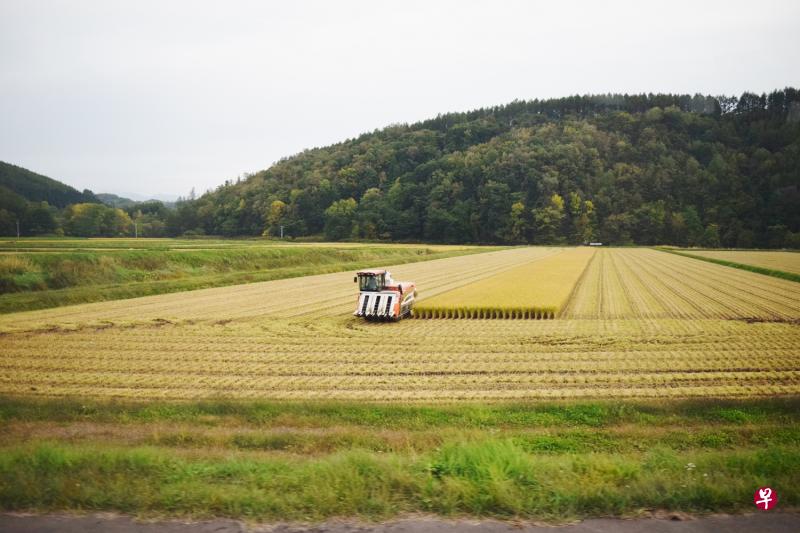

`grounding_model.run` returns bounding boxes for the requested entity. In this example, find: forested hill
[0,161,98,208]
[177,89,800,247]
